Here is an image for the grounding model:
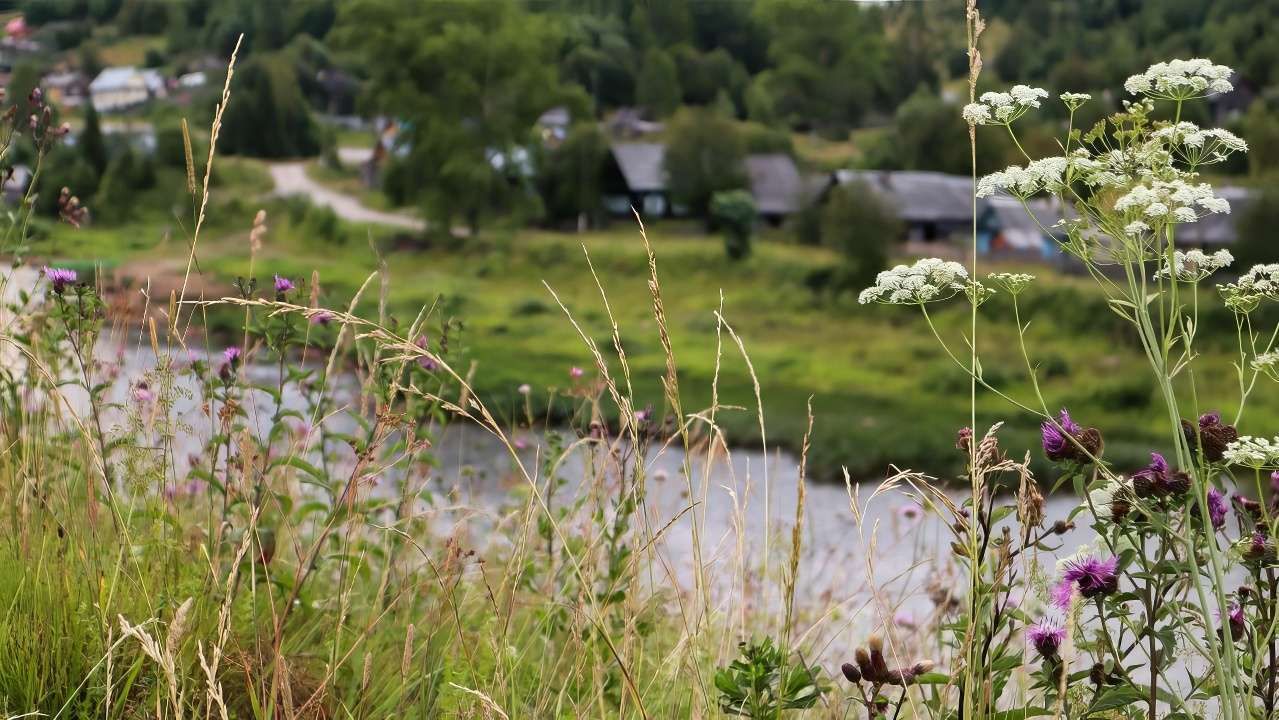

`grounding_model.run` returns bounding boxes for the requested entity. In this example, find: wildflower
[1113,180,1230,226]
[1027,618,1067,659]
[569,366,584,379]
[1223,436,1279,468]
[1124,58,1234,100]
[1041,409,1103,463]
[1243,532,1277,563]
[1234,494,1263,524]
[1219,602,1247,640]
[42,266,77,294]
[634,408,652,423]
[858,258,970,305]
[517,383,531,395]
[1059,92,1091,110]
[1052,555,1119,608]
[1131,452,1191,499]
[1253,351,1279,380]
[414,336,438,370]
[1155,249,1233,282]
[1208,487,1229,530]
[273,275,295,293]
[898,503,923,523]
[850,635,933,686]
[1219,264,1279,312]
[1152,122,1248,165]
[1182,411,1239,463]
[132,381,154,404]
[987,272,1035,295]
[976,157,1069,199]
[955,426,973,451]
[964,85,1049,125]
[219,346,241,381]
[310,311,333,325]
[893,610,916,629]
